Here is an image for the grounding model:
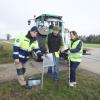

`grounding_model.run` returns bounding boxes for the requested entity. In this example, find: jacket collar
[26,31,37,41]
